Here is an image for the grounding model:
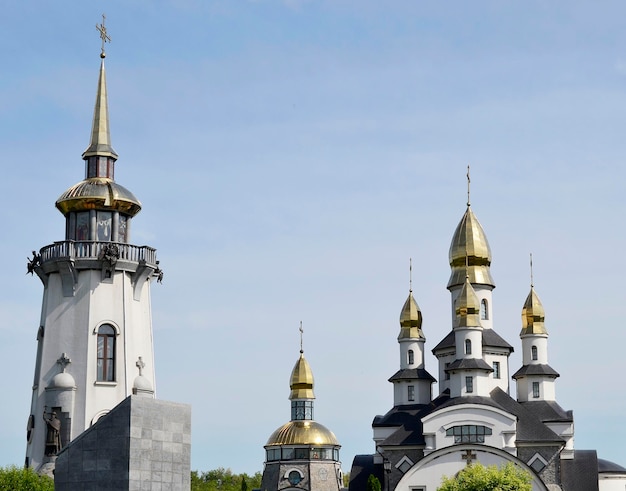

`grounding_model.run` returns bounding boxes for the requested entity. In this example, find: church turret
[388,264,435,405]
[513,257,560,402]
[25,20,160,473]
[433,170,513,396]
[261,327,342,491]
